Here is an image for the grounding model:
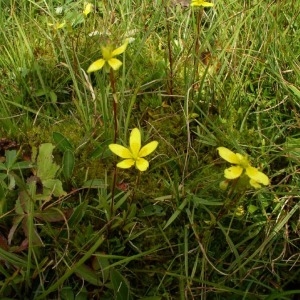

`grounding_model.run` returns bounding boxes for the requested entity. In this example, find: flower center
[101,46,113,60]
[236,153,250,169]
